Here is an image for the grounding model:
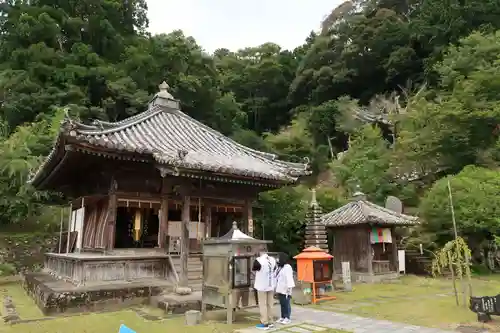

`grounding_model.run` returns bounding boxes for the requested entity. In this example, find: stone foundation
[350,271,400,283]
[23,272,171,315]
[154,291,209,314]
